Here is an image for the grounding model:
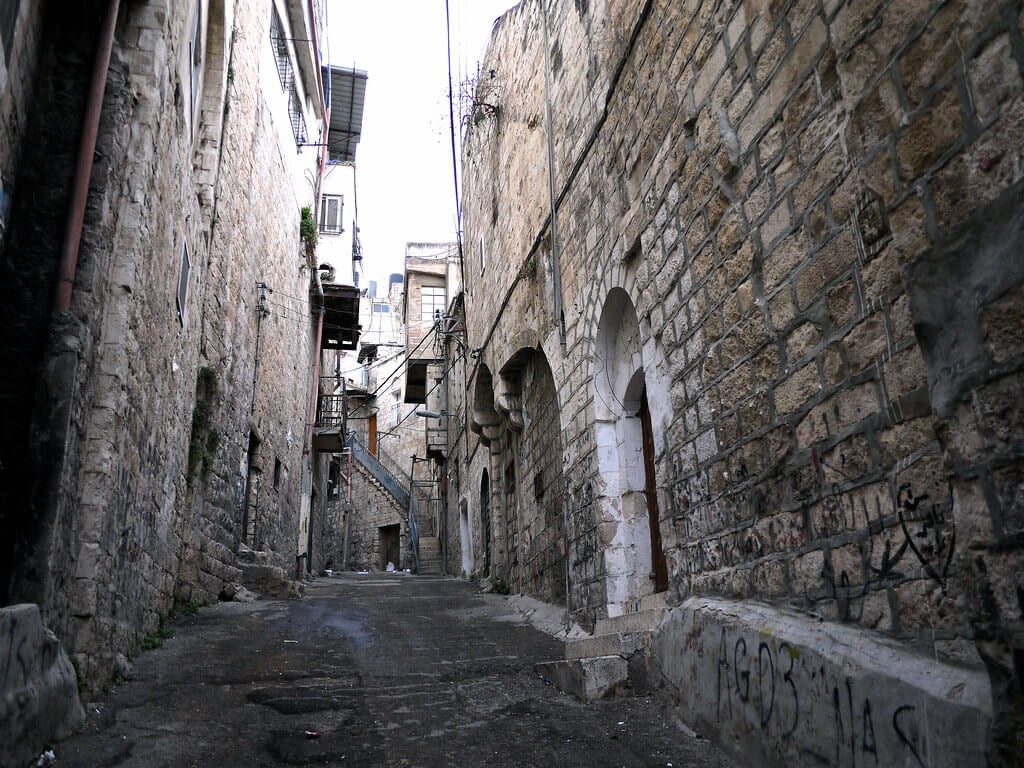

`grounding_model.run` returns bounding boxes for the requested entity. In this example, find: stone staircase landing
[535,592,668,702]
